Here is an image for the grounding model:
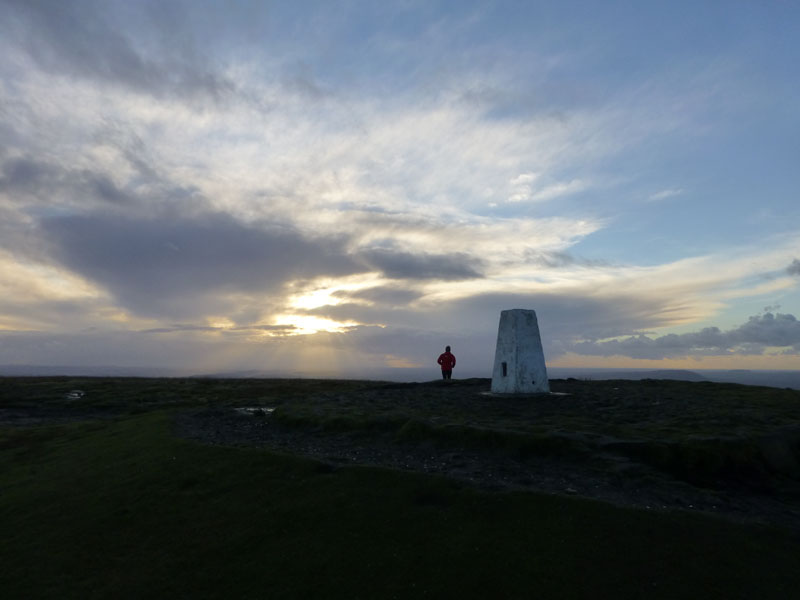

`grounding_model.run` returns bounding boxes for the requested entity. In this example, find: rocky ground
[173,378,800,533]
